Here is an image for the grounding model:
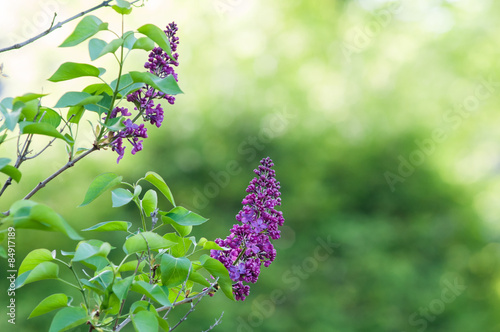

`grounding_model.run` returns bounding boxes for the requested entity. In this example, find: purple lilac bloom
[210,157,284,301]
[108,22,180,163]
